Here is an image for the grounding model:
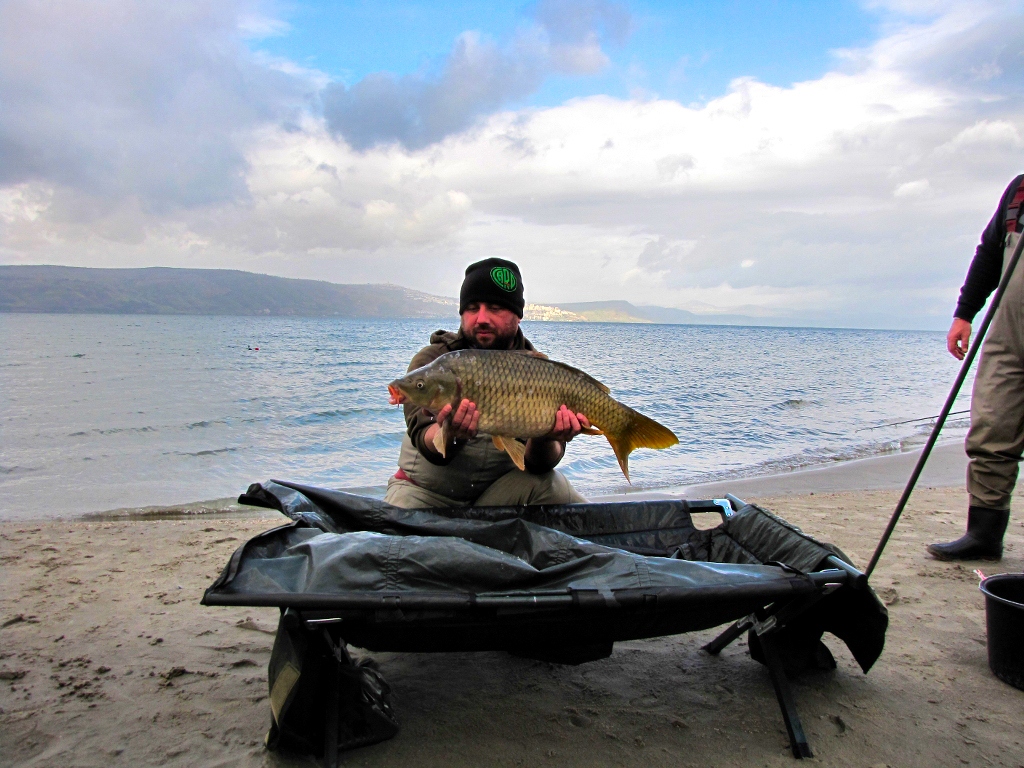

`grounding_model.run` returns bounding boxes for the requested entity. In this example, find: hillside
[0,266,459,318]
